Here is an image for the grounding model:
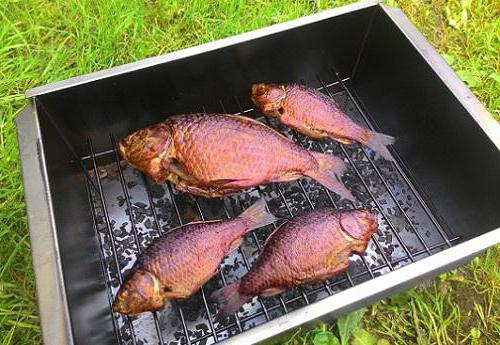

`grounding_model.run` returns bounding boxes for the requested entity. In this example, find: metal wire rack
[82,71,460,345]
